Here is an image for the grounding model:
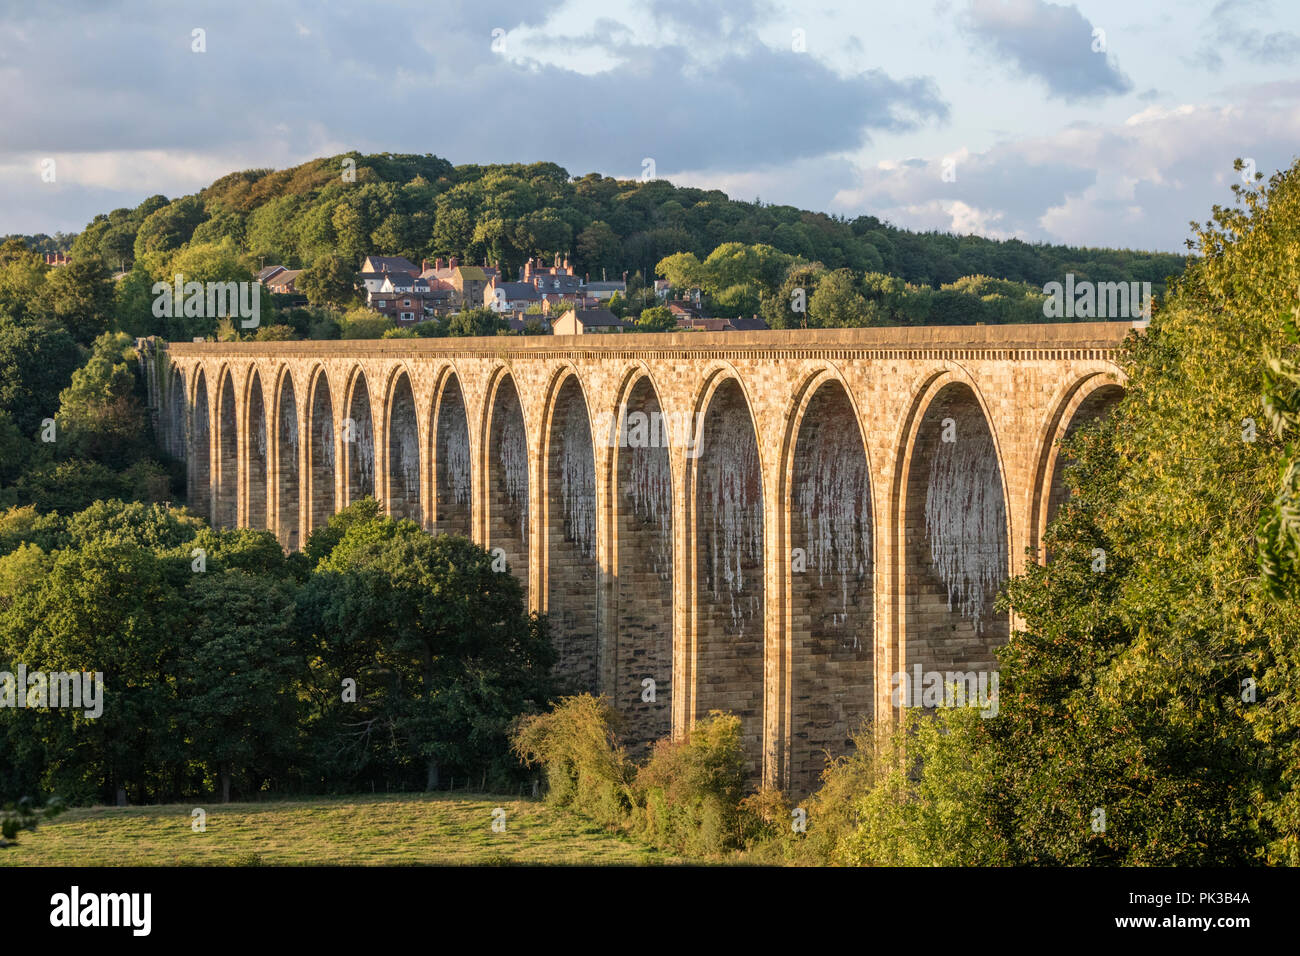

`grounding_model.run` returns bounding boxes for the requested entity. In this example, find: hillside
[62,151,1186,294]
